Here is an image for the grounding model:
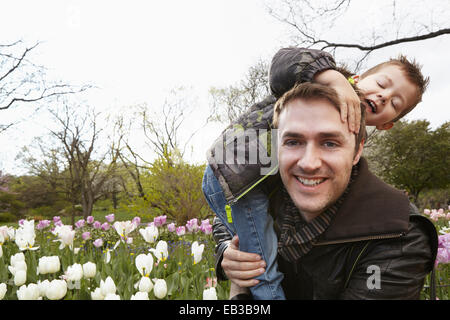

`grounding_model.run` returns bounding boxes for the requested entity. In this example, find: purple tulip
[93,238,103,248]
[101,222,110,231]
[86,216,94,224]
[82,231,91,240]
[36,220,51,230]
[105,214,115,223]
[154,215,167,227]
[132,216,141,227]
[75,219,85,229]
[200,219,212,235]
[167,223,176,232]
[93,221,102,229]
[53,216,61,223]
